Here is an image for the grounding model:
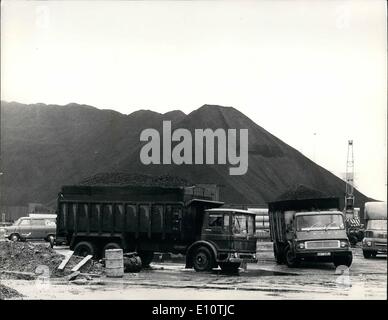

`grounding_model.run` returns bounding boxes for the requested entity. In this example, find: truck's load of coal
[0,242,103,278]
[79,172,193,188]
[274,185,331,202]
